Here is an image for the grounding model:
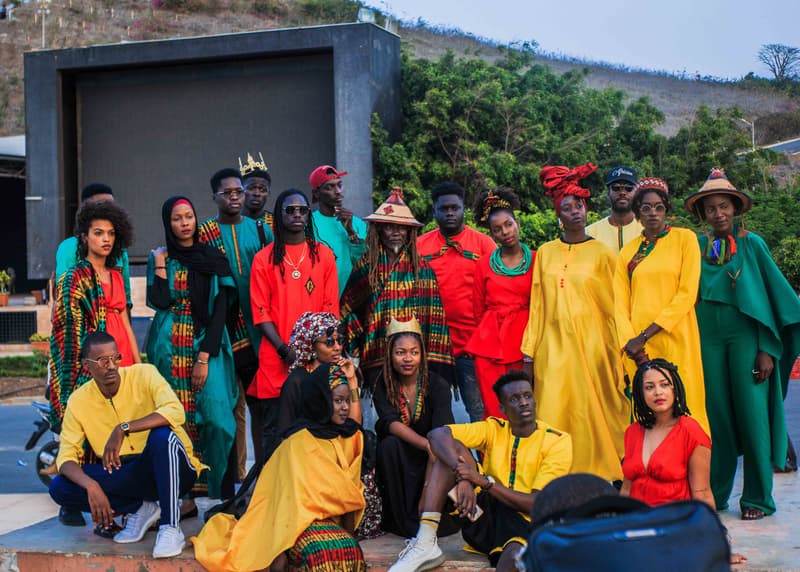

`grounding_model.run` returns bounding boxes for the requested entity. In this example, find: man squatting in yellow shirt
[49,331,204,559]
[388,370,573,572]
